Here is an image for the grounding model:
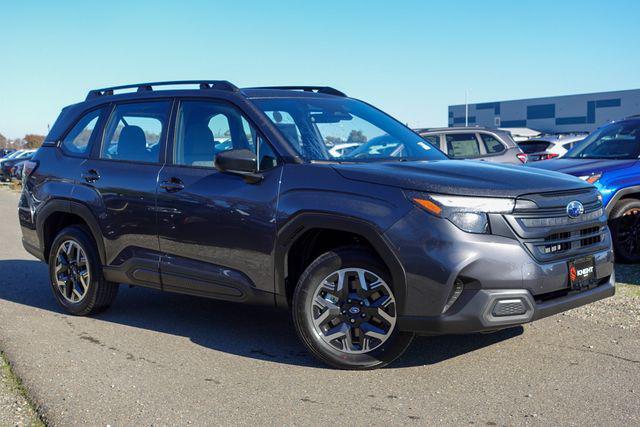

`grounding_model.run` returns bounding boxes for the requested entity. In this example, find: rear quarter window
[479,133,506,154]
[61,108,103,156]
